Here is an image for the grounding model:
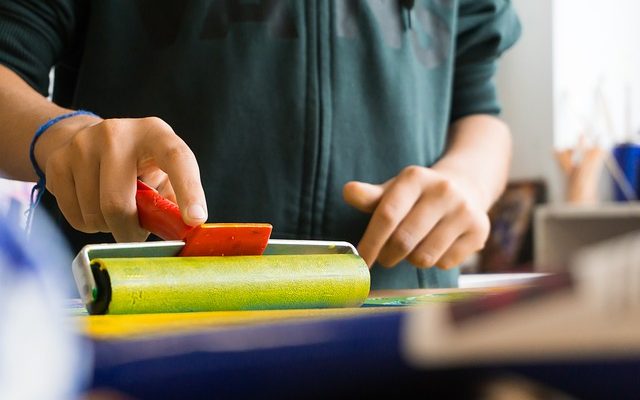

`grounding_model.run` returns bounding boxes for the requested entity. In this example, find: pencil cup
[612,143,640,201]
